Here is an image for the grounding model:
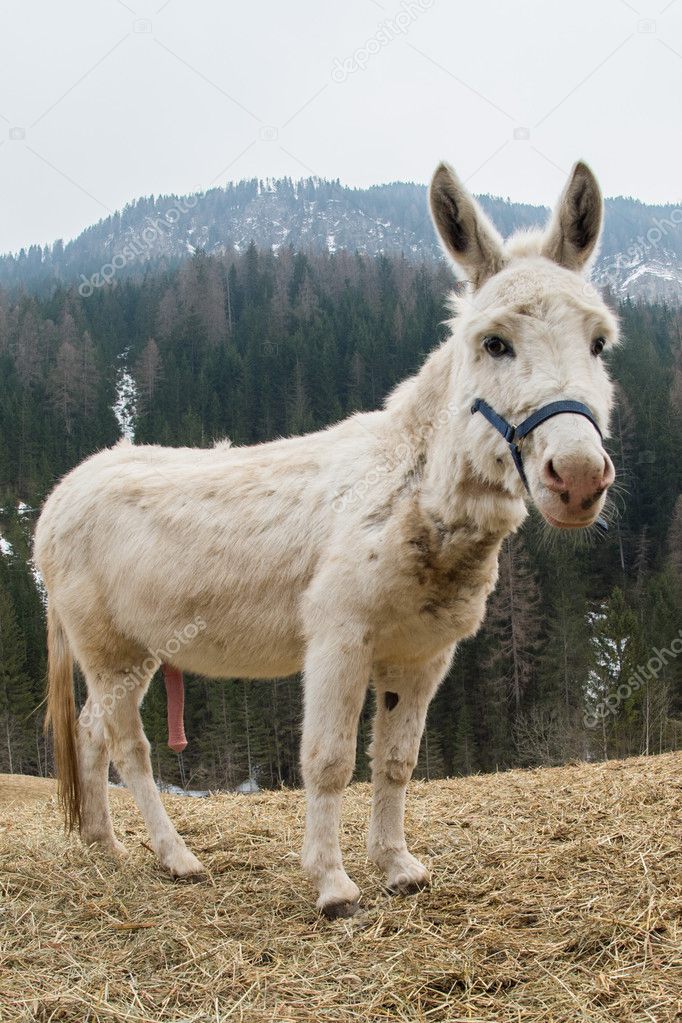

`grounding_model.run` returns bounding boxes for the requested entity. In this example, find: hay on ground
[1,753,681,1022]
